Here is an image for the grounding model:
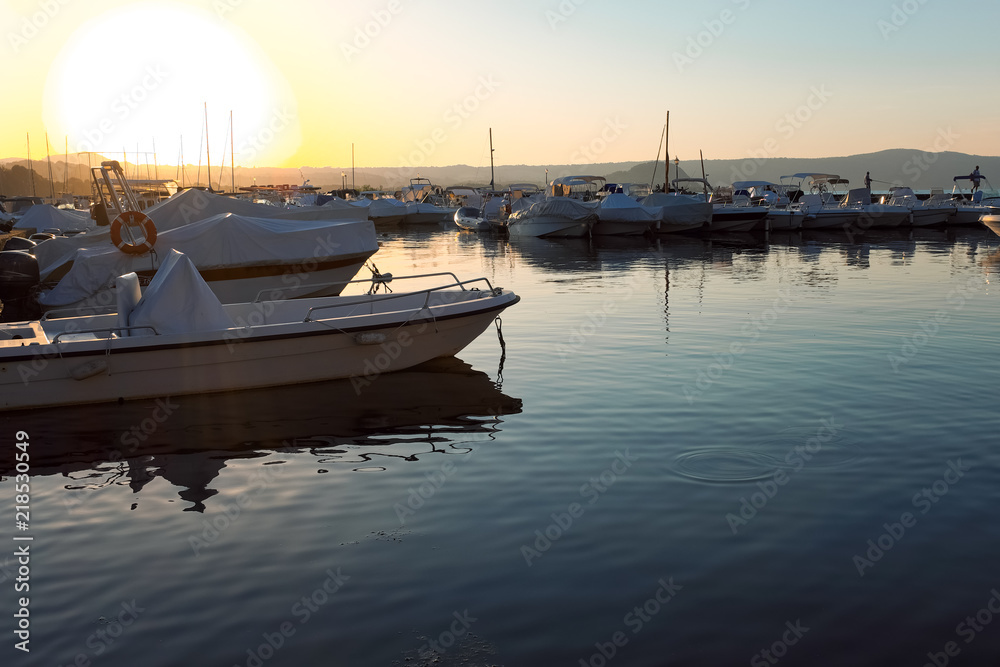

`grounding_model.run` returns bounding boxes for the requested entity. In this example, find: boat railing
[40,305,118,320]
[300,274,501,323]
[253,271,490,303]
